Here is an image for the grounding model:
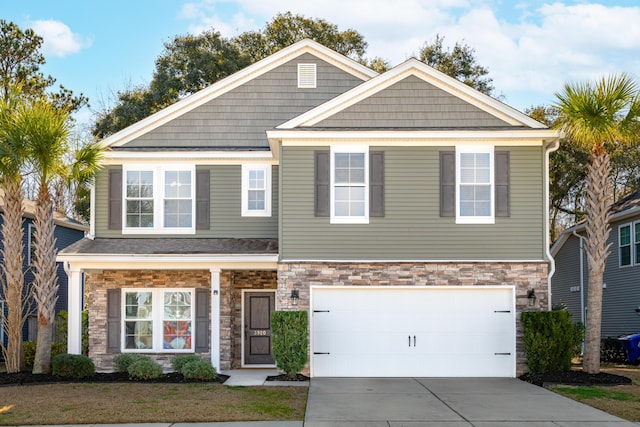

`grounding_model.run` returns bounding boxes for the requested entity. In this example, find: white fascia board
[103,150,276,164]
[99,39,377,149]
[279,58,546,130]
[56,254,279,270]
[281,258,548,264]
[269,129,561,145]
